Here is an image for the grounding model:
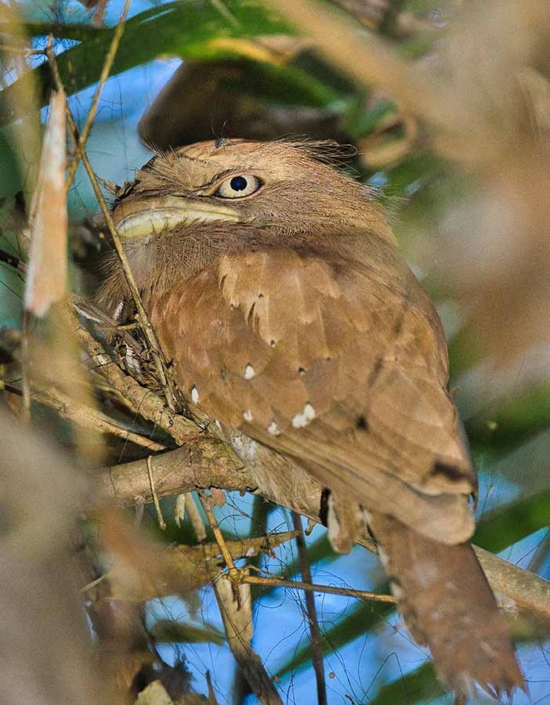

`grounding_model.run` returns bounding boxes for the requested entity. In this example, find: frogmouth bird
[98,139,523,697]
